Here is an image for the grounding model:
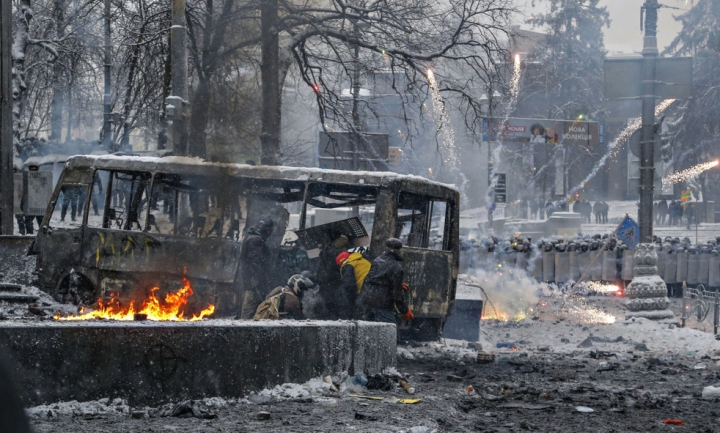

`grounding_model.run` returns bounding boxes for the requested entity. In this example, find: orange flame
[53,278,215,321]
